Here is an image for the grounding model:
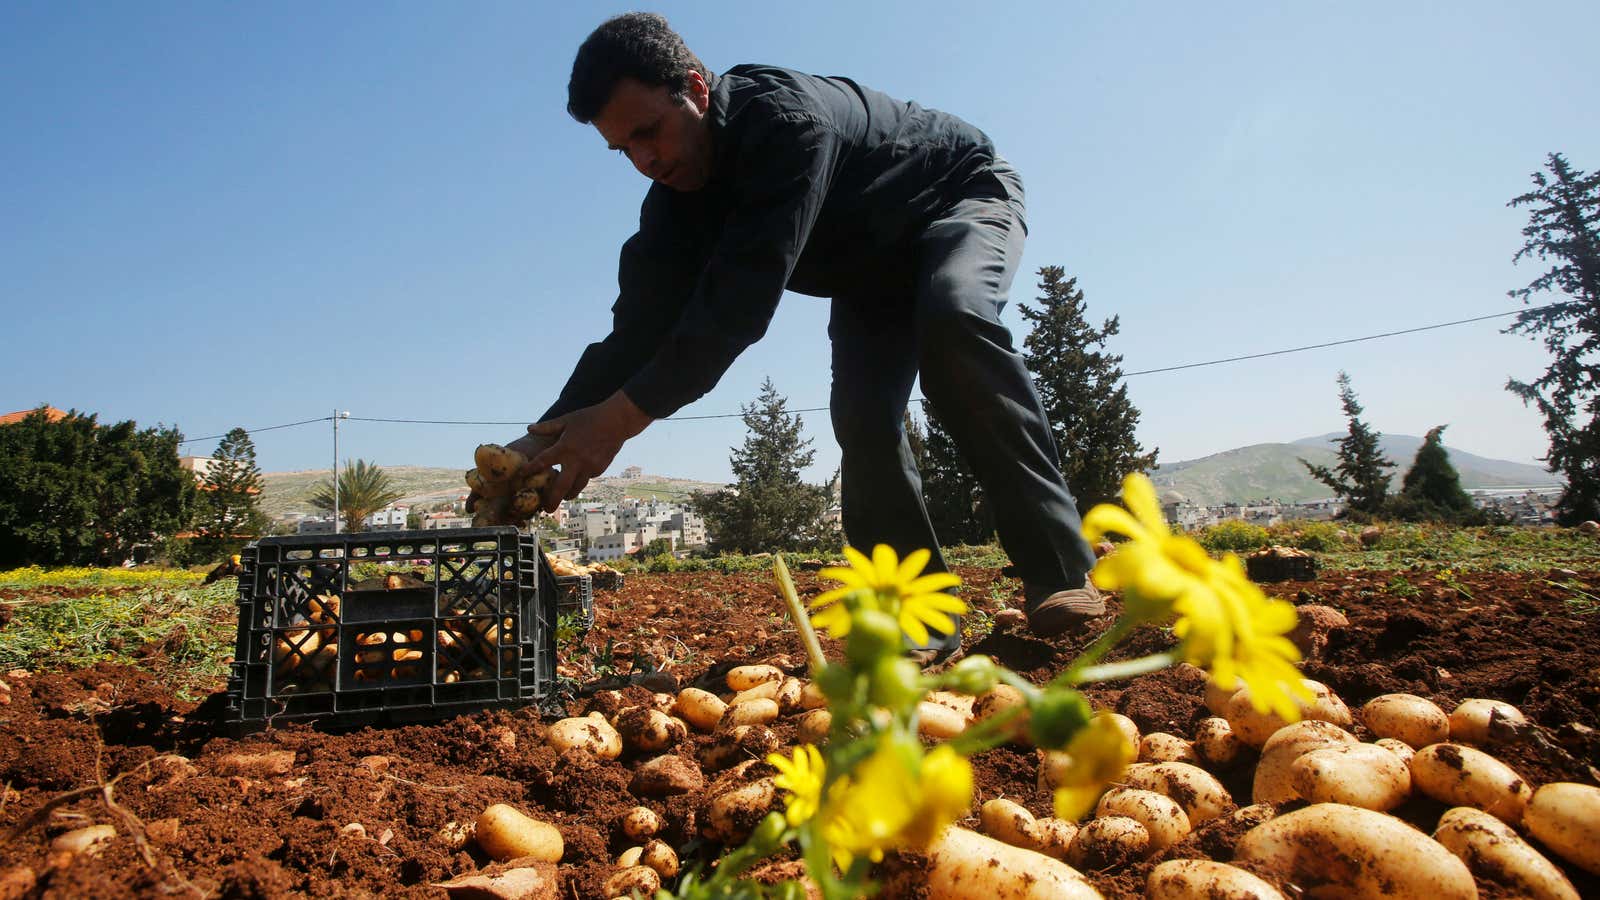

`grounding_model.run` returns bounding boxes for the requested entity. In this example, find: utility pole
[332,410,350,533]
